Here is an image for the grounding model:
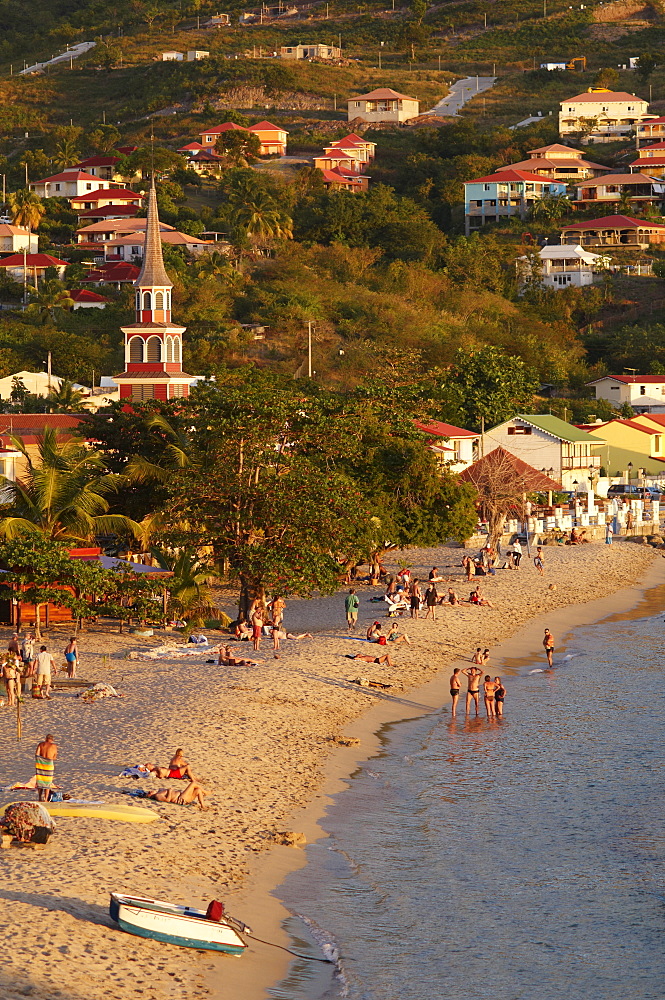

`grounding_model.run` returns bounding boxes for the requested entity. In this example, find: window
[484,184,491,191]
[128,337,144,363]
[640,385,646,395]
[146,336,162,362]
[165,337,173,362]
[507,426,532,435]
[173,337,181,362]
[170,384,186,398]
[131,384,155,401]
[132,246,139,256]
[143,291,152,310]
[155,291,164,310]
[55,184,61,192]
[655,435,662,452]
[610,385,620,391]
[86,183,92,190]
[135,292,141,311]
